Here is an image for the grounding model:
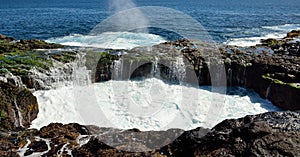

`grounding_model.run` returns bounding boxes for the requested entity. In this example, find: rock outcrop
[0,35,63,54]
[0,81,38,131]
[0,32,299,156]
[94,31,300,110]
[193,111,300,156]
[0,34,77,90]
[158,111,300,156]
[286,30,300,39]
[0,111,298,156]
